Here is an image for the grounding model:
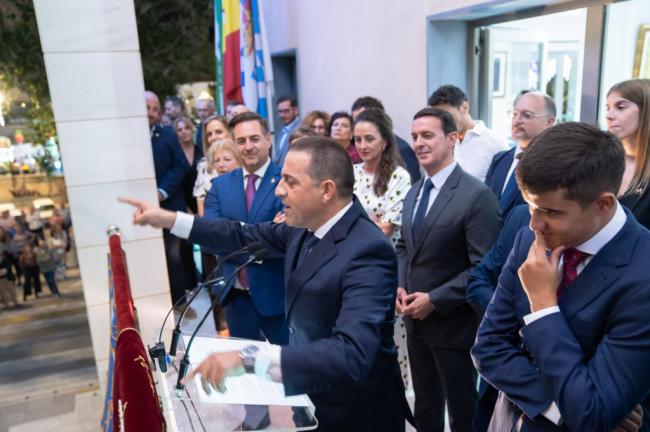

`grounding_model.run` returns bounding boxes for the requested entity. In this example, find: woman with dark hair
[300,110,330,136]
[174,116,200,214]
[606,79,650,228]
[328,111,362,164]
[352,108,412,392]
